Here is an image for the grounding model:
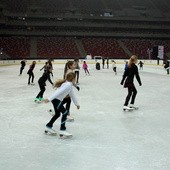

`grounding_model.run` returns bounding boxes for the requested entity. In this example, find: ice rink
[0,61,170,170]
